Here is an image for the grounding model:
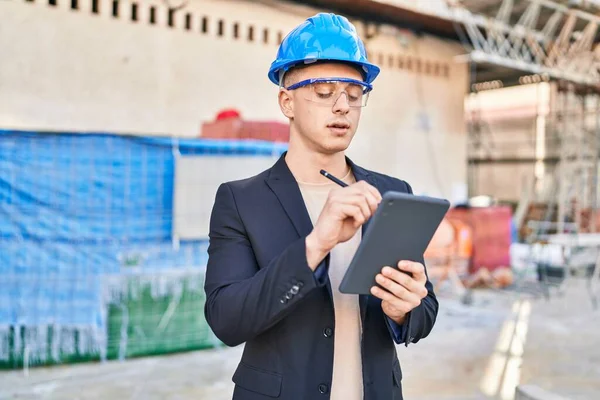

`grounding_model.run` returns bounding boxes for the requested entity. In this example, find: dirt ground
[1,279,598,400]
